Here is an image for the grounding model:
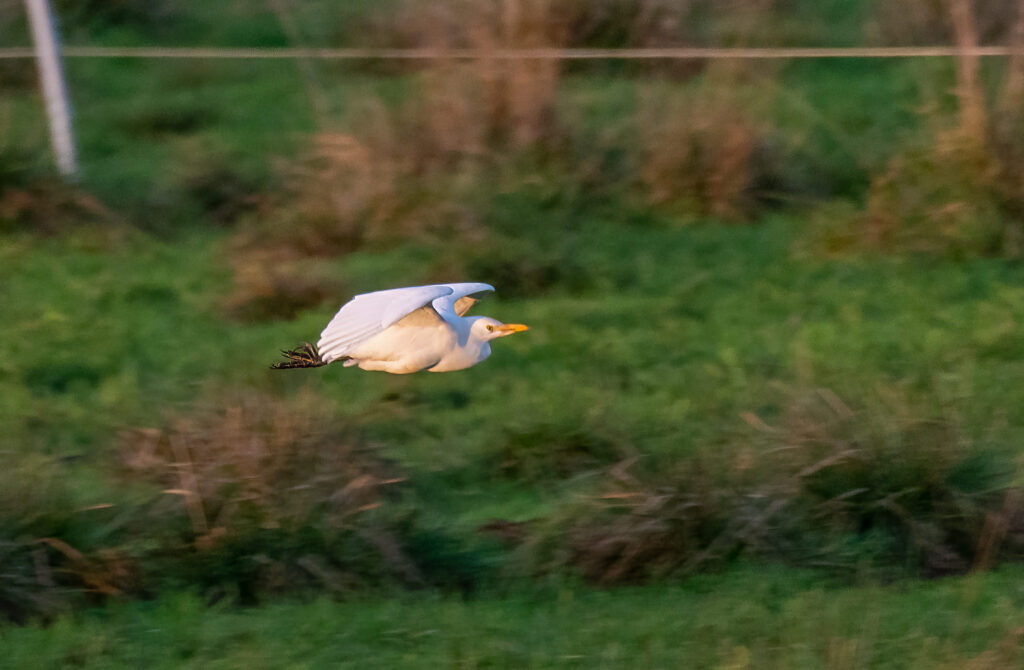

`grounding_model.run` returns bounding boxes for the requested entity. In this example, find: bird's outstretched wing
[431,282,494,322]
[317,283,493,363]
